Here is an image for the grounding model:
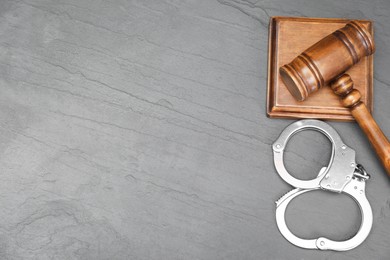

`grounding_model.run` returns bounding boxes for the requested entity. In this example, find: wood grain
[280,21,374,101]
[331,74,390,176]
[267,17,374,121]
